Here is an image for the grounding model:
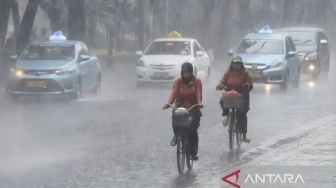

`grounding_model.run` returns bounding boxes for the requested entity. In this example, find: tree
[68,0,86,42]
[16,0,41,54]
[137,0,145,50]
[0,0,12,48]
[216,0,231,59]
